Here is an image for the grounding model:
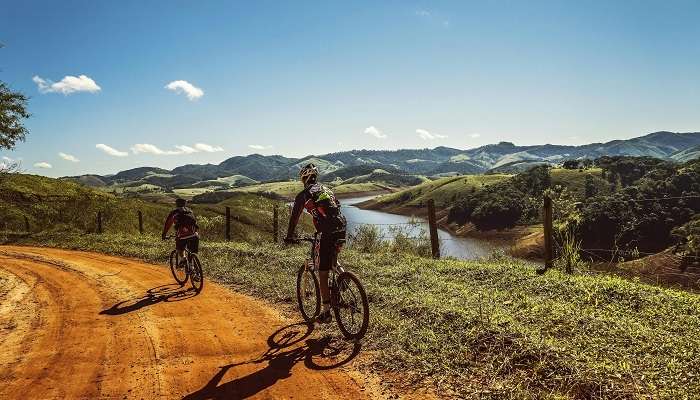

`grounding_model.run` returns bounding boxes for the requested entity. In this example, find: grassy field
[15,231,700,399]
[0,174,302,241]
[367,168,610,212]
[372,174,511,208]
